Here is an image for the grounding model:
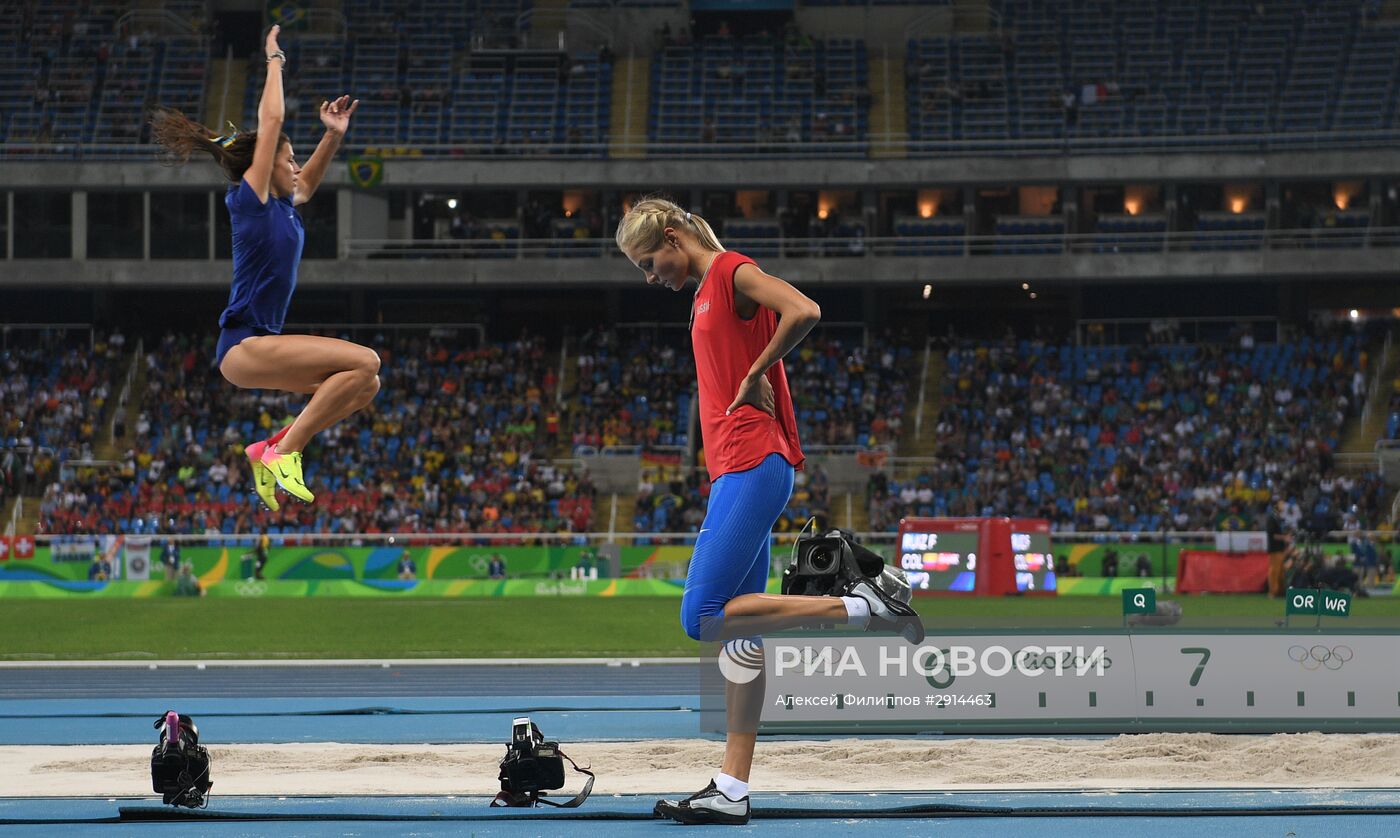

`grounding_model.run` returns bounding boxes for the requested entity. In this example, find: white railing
[555,334,568,405]
[8,128,1400,161]
[1075,316,1281,347]
[1361,328,1394,428]
[3,496,18,540]
[1336,452,1381,472]
[0,323,94,350]
[283,322,487,344]
[607,493,618,543]
[914,337,933,441]
[26,529,1392,548]
[344,226,1400,260]
[109,338,142,448]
